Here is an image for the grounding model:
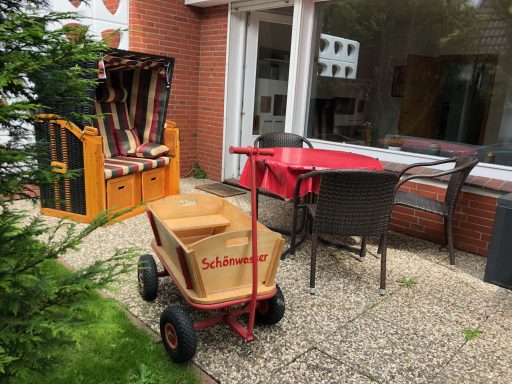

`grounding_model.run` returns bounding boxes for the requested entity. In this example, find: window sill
[382,161,512,194]
[307,139,512,189]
